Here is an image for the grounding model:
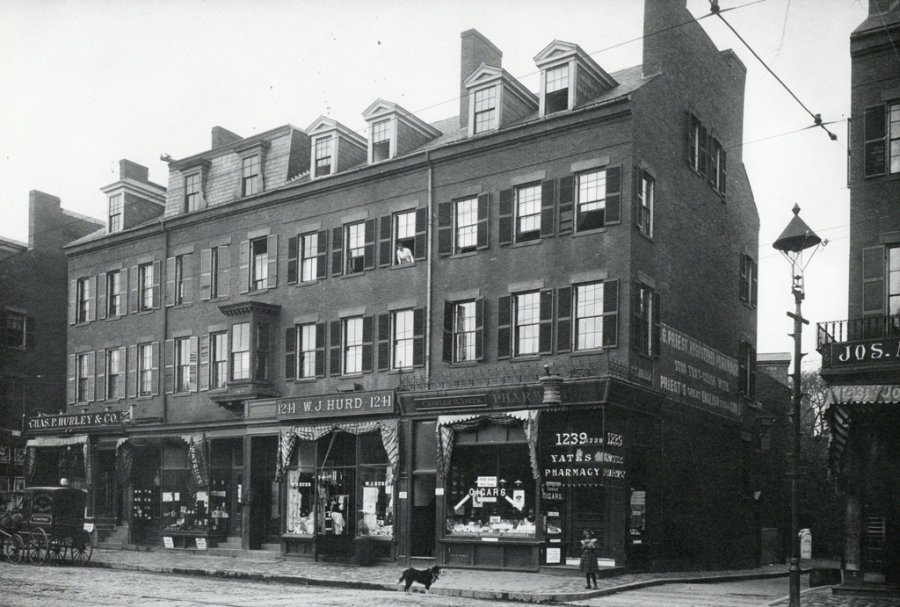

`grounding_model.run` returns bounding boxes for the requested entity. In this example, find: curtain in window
[435,410,539,481]
[278,419,399,480]
[25,434,91,486]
